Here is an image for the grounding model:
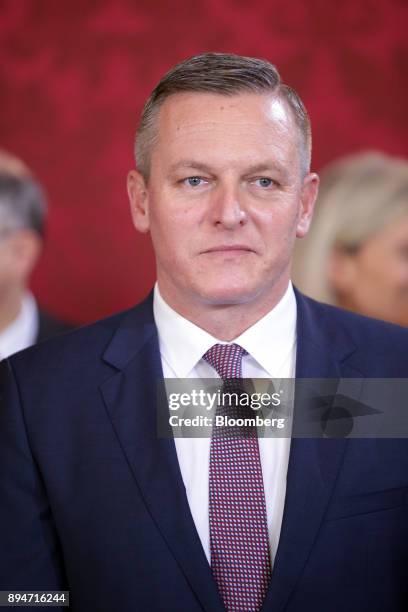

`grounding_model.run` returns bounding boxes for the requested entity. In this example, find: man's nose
[210,183,247,229]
